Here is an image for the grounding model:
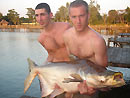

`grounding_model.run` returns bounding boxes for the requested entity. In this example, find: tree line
[0,0,130,25]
